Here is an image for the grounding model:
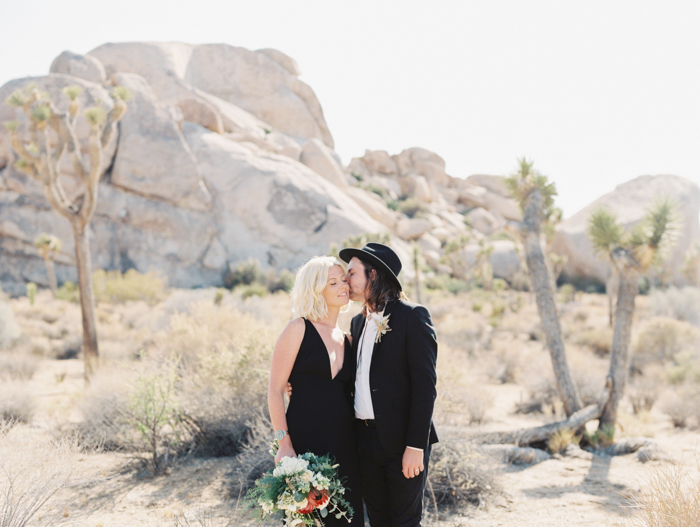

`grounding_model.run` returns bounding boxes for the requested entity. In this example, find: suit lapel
[369,299,399,366]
